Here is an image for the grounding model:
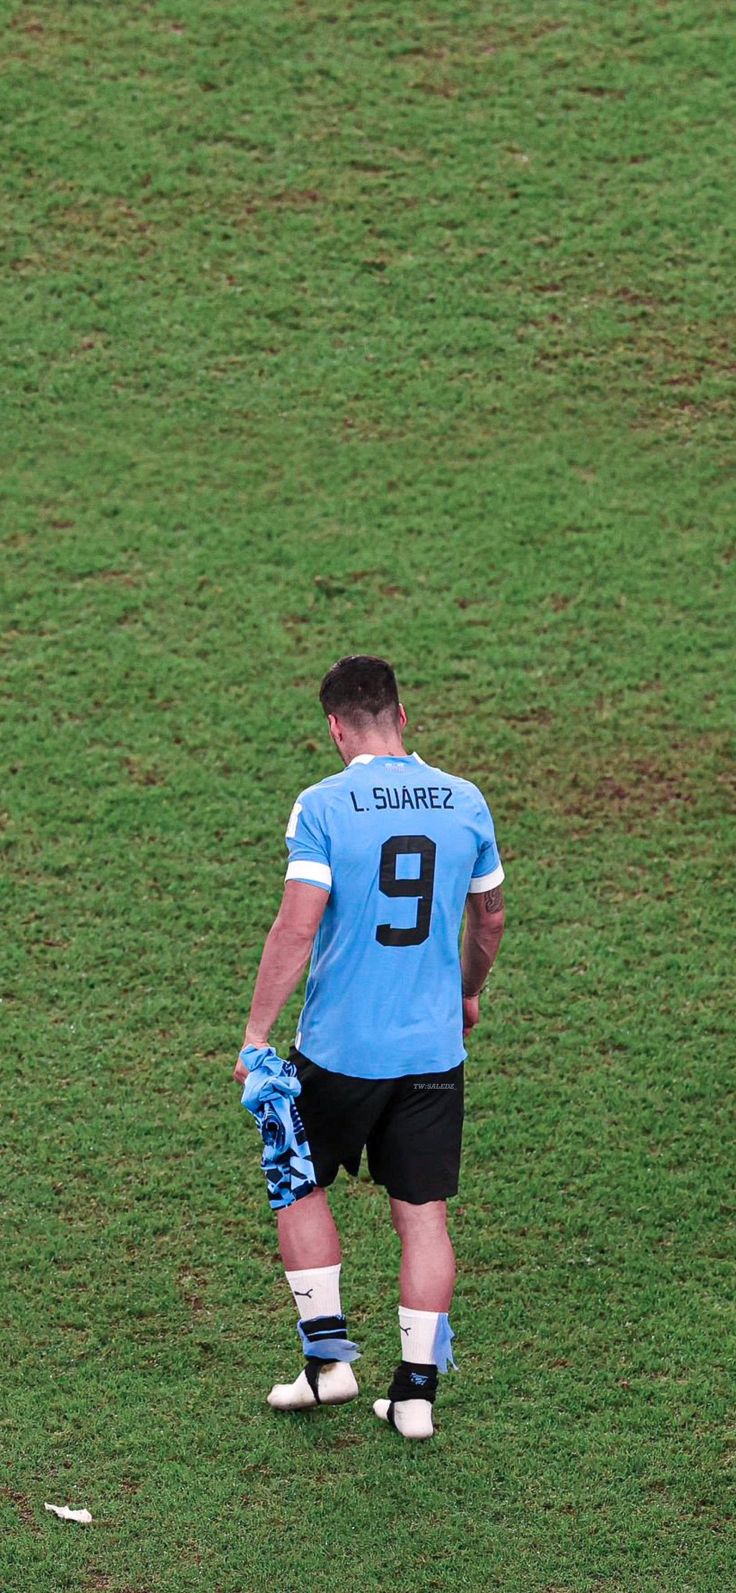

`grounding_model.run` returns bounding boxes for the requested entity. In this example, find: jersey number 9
[376,835,437,948]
